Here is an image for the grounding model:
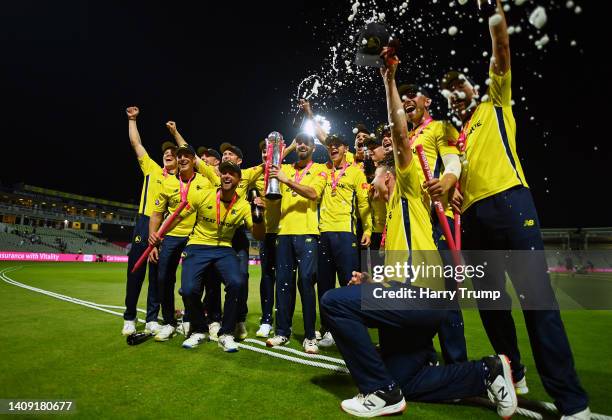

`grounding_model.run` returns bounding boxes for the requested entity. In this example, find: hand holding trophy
[263,131,285,200]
